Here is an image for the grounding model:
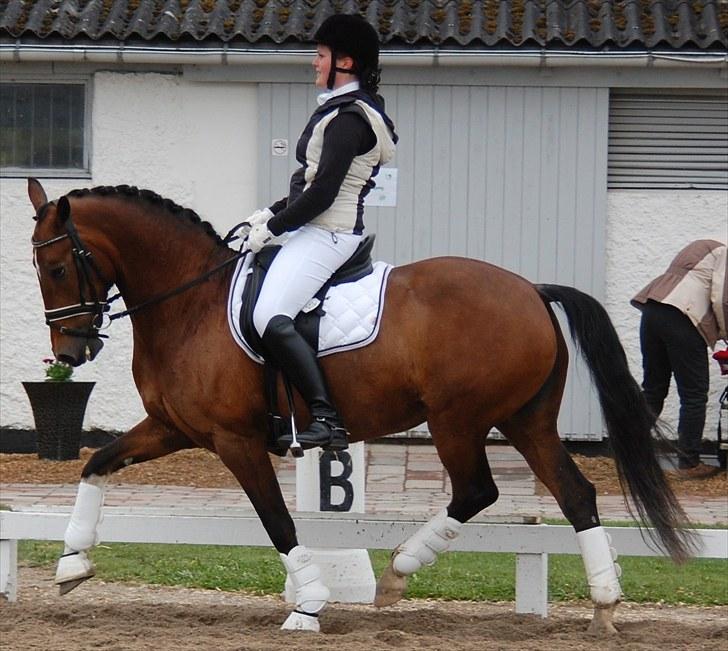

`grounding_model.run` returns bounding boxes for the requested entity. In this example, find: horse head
[28,178,110,366]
